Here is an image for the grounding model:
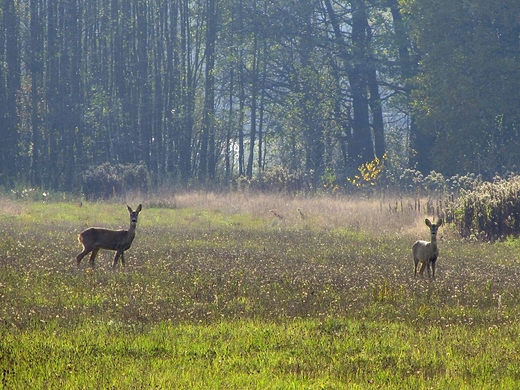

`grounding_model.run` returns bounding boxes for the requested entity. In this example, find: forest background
[0,0,519,195]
